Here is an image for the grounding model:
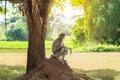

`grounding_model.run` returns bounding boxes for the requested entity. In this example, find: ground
[0,52,120,71]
